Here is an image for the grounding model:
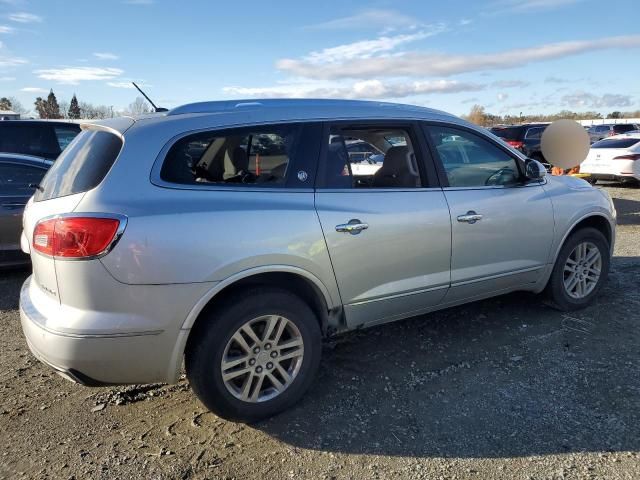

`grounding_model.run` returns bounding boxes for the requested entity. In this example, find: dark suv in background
[490,124,550,170]
[587,123,640,144]
[0,120,80,160]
